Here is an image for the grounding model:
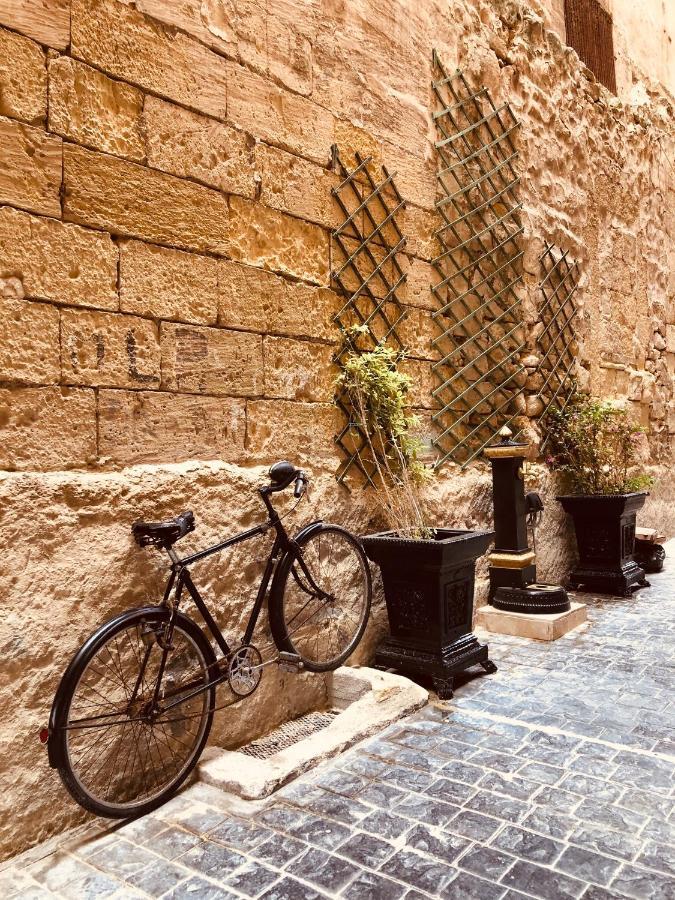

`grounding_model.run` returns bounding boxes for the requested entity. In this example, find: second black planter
[361,528,495,698]
[557,492,650,597]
